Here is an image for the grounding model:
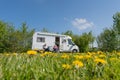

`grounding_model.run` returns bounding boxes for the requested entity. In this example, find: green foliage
[0,21,15,52]
[113,12,120,50]
[75,32,95,52]
[97,12,120,52]
[113,12,120,34]
[0,21,34,53]
[97,28,117,52]
[16,23,35,52]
